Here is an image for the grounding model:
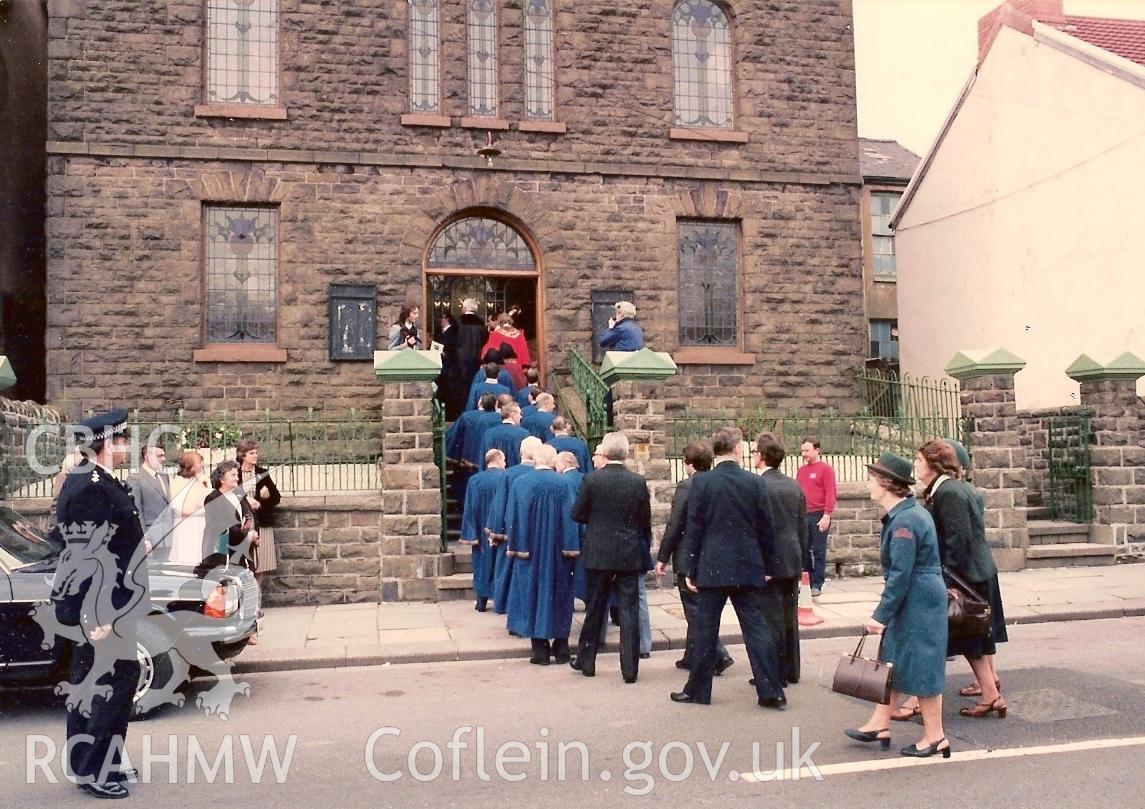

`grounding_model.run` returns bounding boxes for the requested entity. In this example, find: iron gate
[431,397,449,551]
[1046,411,1093,523]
